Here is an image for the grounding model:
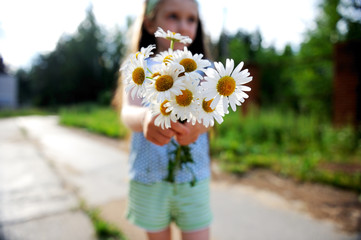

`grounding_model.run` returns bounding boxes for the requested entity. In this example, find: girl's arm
[120,86,147,132]
[121,86,186,146]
